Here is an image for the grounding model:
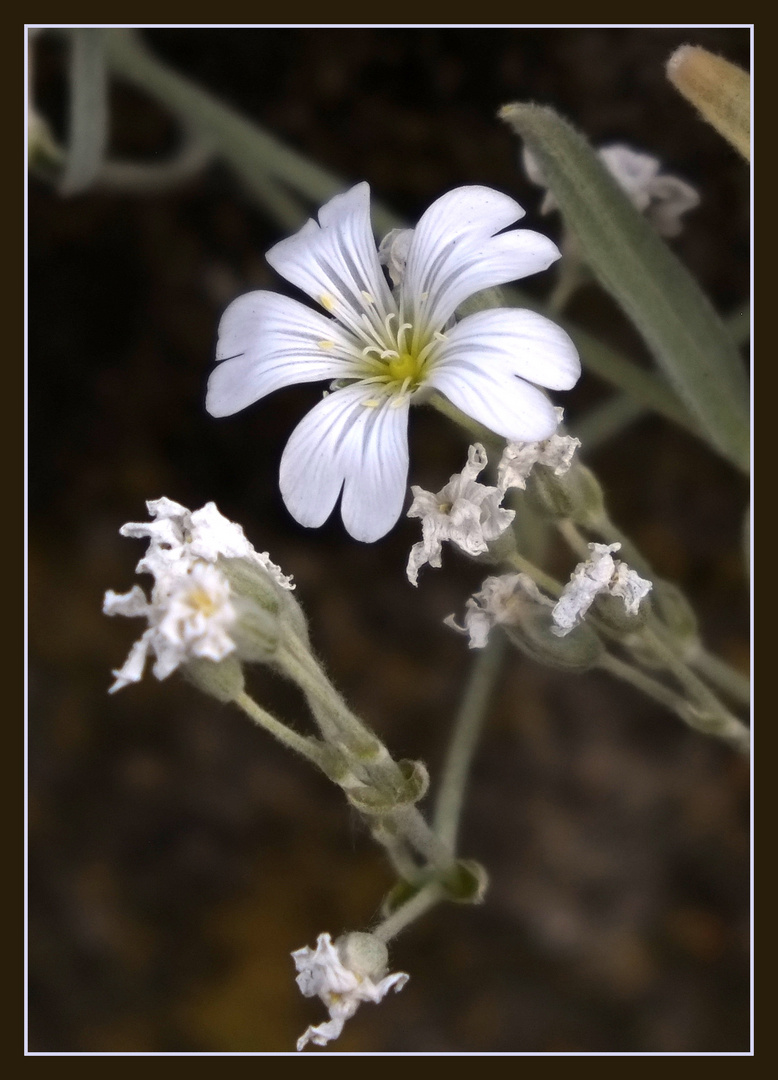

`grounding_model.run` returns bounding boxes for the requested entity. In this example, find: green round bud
[505,607,604,671]
[650,577,699,649]
[335,932,389,981]
[526,461,605,526]
[440,858,489,904]
[592,590,650,634]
